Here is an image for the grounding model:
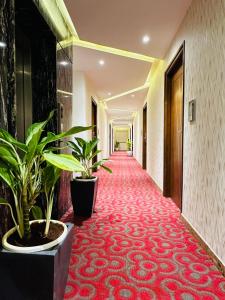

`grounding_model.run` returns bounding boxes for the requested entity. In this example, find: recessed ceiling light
[59,61,69,66]
[131,94,135,98]
[99,60,105,66]
[142,35,150,44]
[108,92,111,96]
[0,41,6,48]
